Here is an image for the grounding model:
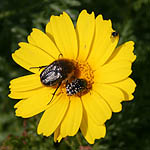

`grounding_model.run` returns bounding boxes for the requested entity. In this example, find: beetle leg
[48,81,62,104]
[29,65,48,70]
